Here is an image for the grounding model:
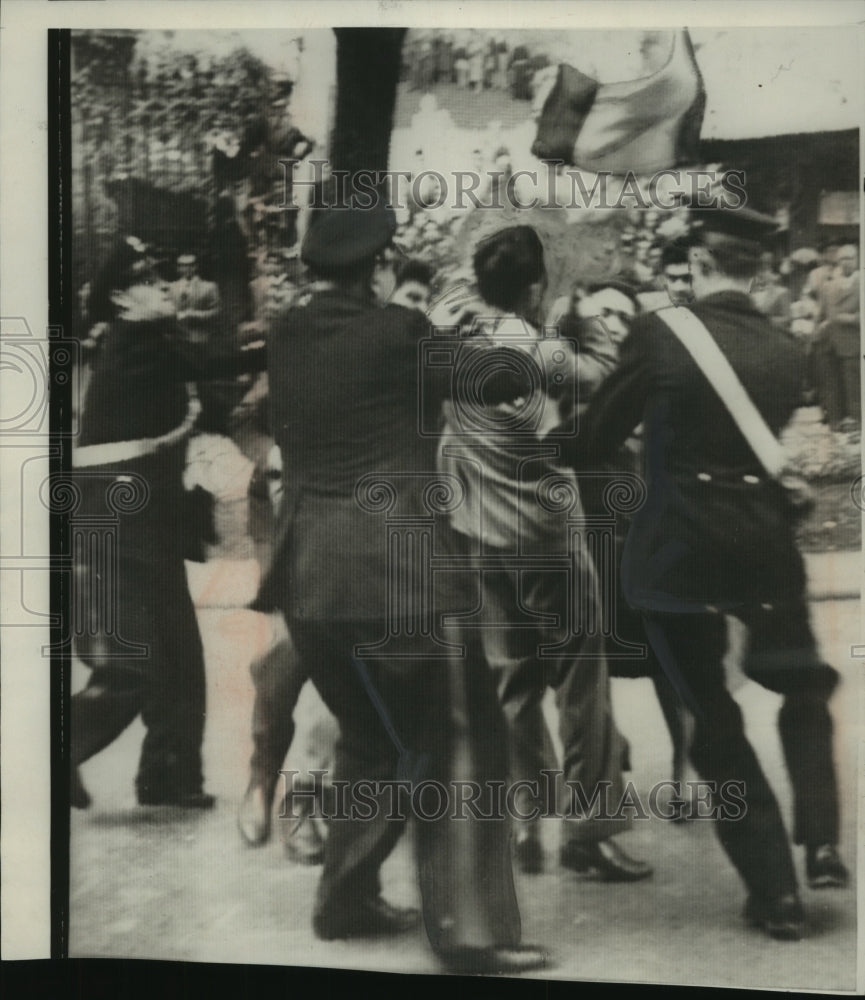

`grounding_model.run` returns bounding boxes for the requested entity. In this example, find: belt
[73,388,201,468]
